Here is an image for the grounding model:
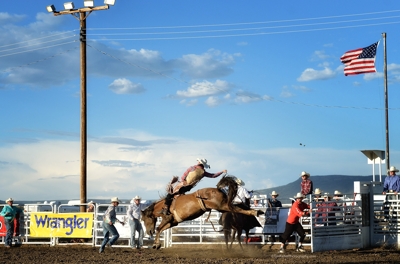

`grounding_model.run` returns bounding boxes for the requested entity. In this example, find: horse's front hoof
[152,243,161,250]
